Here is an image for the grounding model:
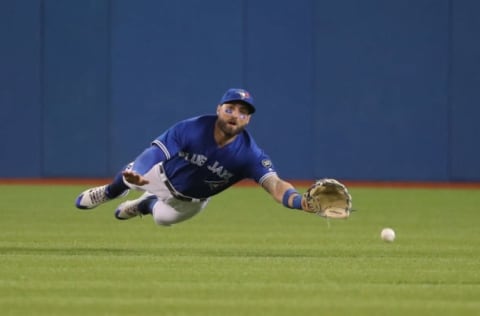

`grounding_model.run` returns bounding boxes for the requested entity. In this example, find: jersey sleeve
[151,121,186,160]
[131,145,167,175]
[245,151,278,186]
